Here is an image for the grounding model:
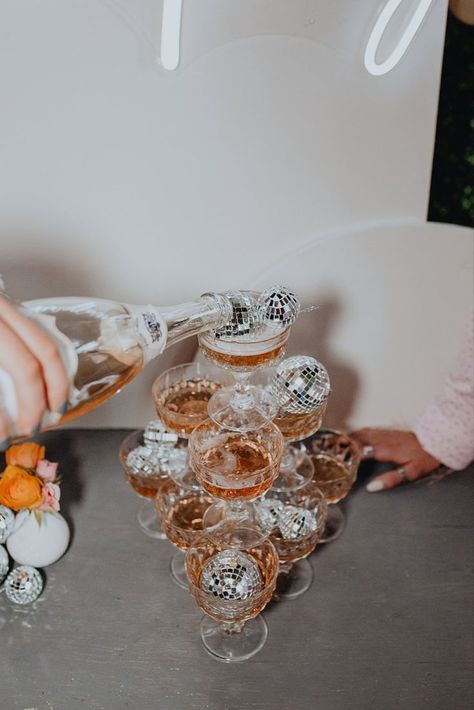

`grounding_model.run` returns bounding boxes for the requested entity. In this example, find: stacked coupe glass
[119,287,360,663]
